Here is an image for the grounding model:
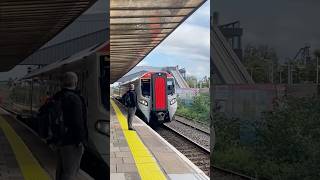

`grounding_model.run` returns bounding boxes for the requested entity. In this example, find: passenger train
[117,71,177,126]
[0,44,109,179]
